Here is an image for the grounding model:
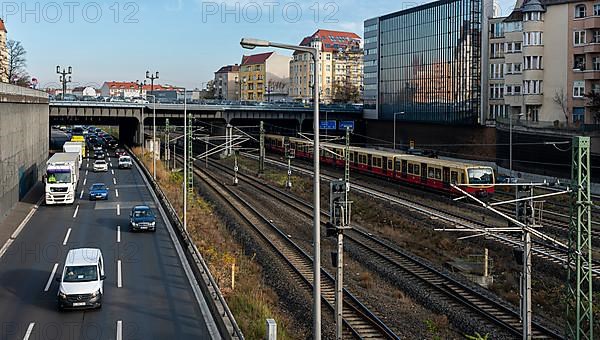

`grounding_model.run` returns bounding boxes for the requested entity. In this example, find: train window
[414,164,420,176]
[467,168,493,184]
[395,160,401,171]
[387,160,392,170]
[428,167,435,178]
[408,163,414,174]
[373,157,381,168]
[350,153,354,162]
[435,168,442,180]
[451,171,458,184]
